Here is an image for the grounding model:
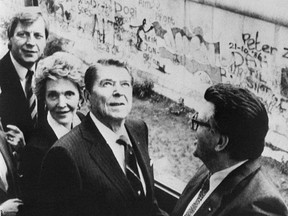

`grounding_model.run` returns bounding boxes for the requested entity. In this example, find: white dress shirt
[89,112,147,194]
[0,152,8,192]
[183,160,248,215]
[10,52,36,97]
[47,111,81,139]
